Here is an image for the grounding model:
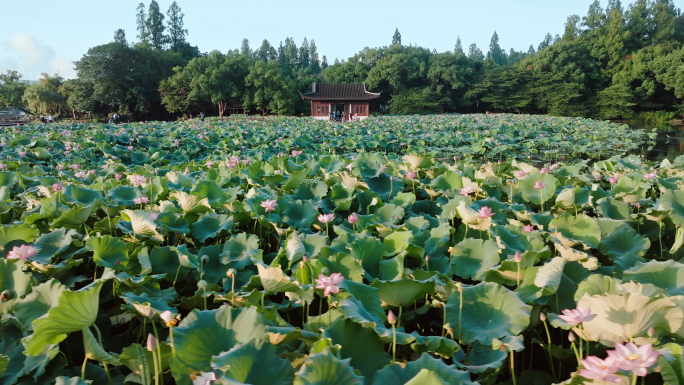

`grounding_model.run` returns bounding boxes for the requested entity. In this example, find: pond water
[633,123,684,162]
